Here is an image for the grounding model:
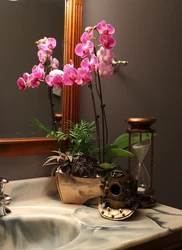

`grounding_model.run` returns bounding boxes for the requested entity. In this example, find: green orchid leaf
[113,133,129,149]
[113,133,154,149]
[105,144,118,150]
[99,162,116,170]
[105,148,134,163]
